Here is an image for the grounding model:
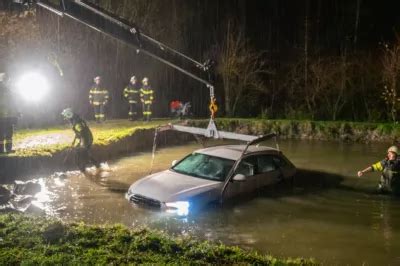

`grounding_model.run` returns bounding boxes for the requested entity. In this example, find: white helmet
[130,75,136,82]
[61,108,74,119]
[94,76,101,82]
[388,146,399,155]
[142,77,149,83]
